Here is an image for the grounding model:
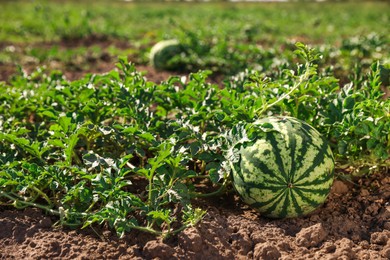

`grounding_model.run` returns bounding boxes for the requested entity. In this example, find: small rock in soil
[296,223,327,248]
[253,242,281,260]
